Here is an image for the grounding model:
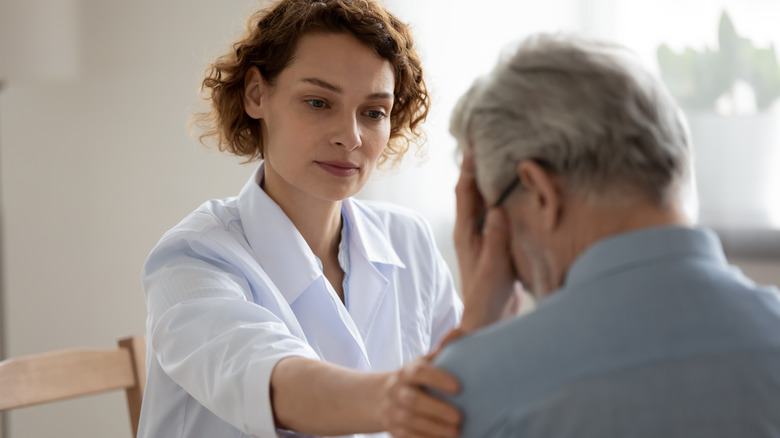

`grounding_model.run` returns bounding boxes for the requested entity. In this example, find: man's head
[451,34,693,298]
